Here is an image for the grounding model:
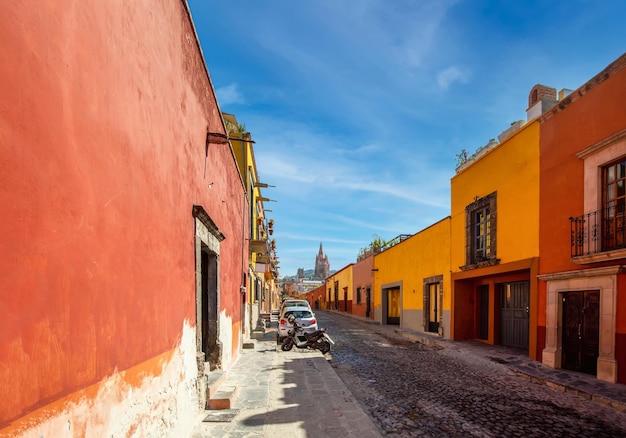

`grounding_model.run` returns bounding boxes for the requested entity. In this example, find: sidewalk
[190,327,381,438]
[191,311,626,437]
